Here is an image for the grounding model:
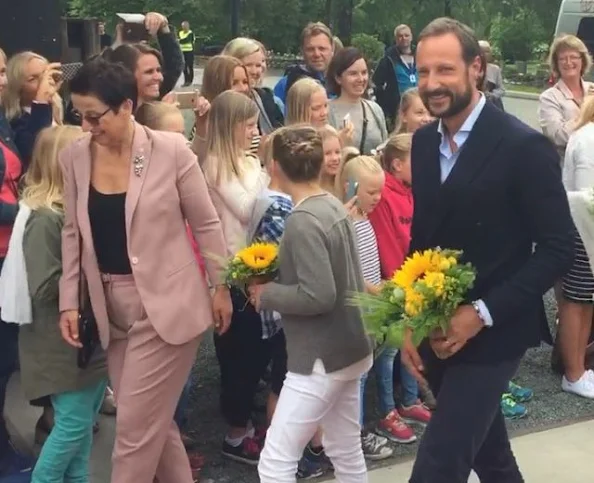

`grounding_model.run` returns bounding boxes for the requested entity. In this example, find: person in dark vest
[273,22,334,106]
[373,24,418,129]
[179,21,195,86]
